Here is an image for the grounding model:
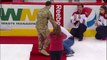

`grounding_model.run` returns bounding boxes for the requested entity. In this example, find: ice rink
[0,38,106,60]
